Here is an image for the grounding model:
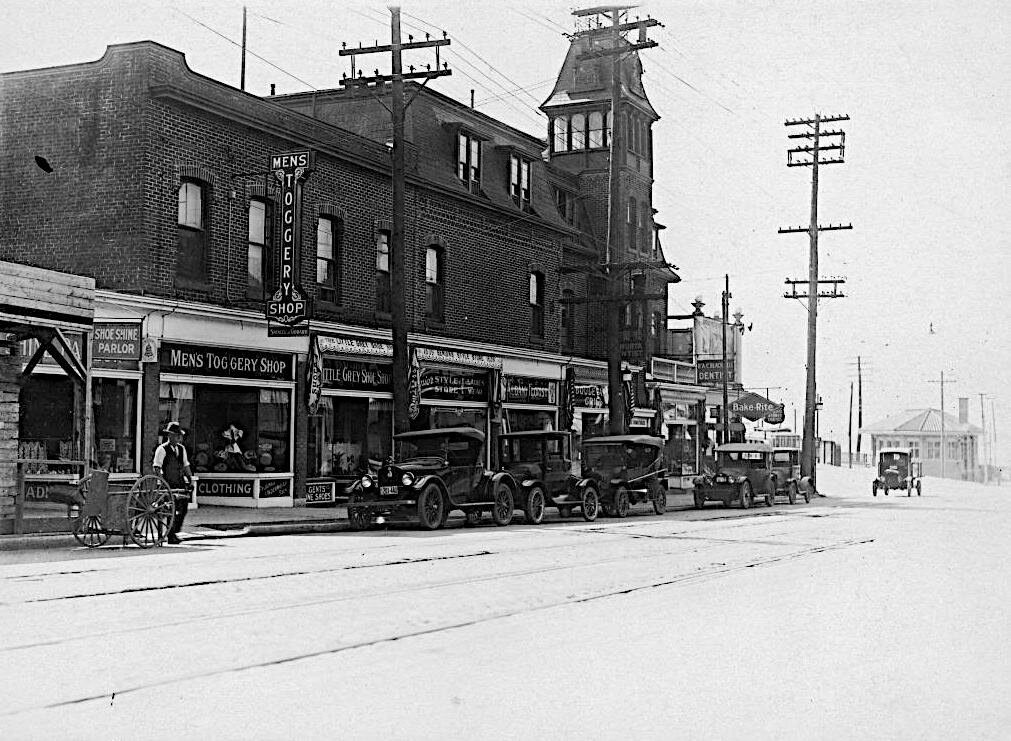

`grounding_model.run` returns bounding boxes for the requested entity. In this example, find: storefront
[306,335,394,504]
[411,347,500,440]
[502,374,558,432]
[659,388,706,488]
[157,341,295,508]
